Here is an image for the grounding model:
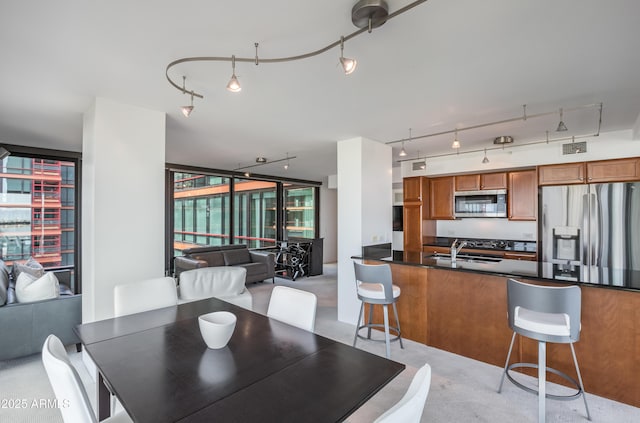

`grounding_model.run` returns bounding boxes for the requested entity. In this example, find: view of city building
[172,172,317,256]
[0,156,76,279]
